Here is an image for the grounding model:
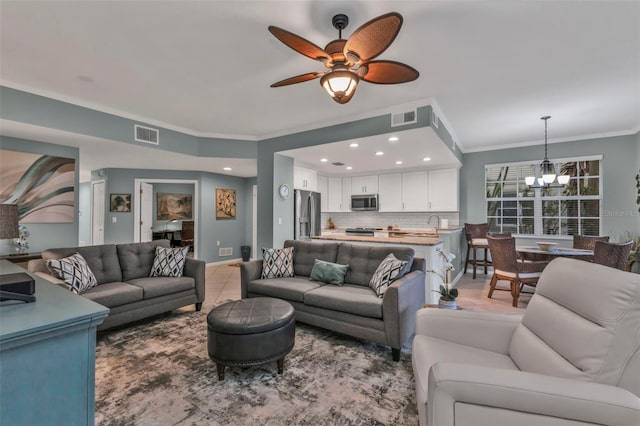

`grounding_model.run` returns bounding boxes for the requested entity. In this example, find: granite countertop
[312,234,442,246]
